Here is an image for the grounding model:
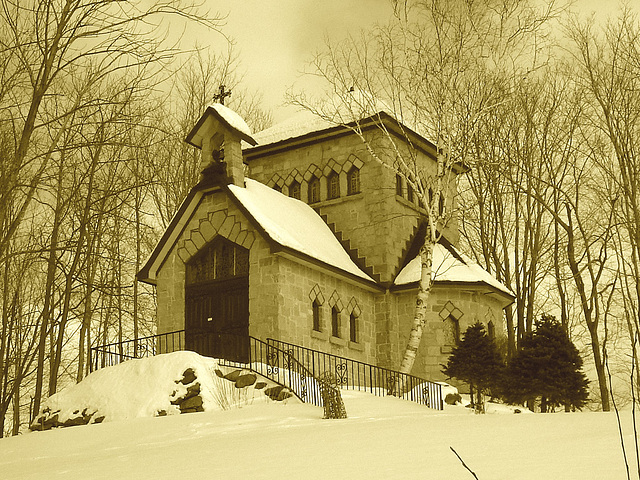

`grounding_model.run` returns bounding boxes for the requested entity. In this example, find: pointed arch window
[312,300,322,332]
[289,180,301,200]
[349,312,358,343]
[407,183,414,203]
[444,315,460,347]
[331,307,340,338]
[327,171,340,199]
[396,174,403,197]
[347,167,360,195]
[488,320,495,339]
[186,236,249,286]
[308,176,321,203]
